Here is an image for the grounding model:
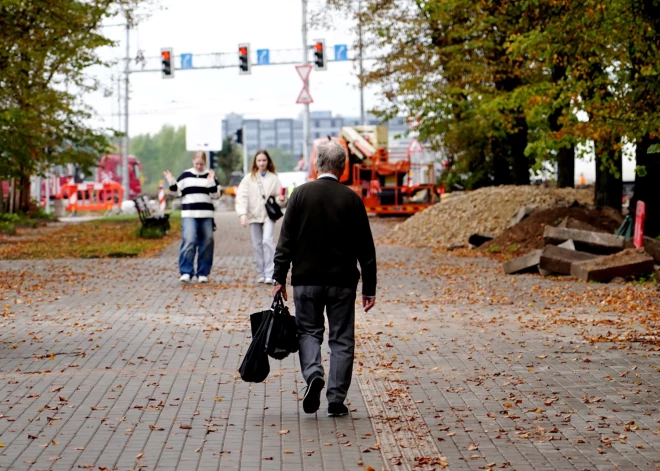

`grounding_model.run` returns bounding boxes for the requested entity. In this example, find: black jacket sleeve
[273,190,296,285]
[355,197,377,296]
